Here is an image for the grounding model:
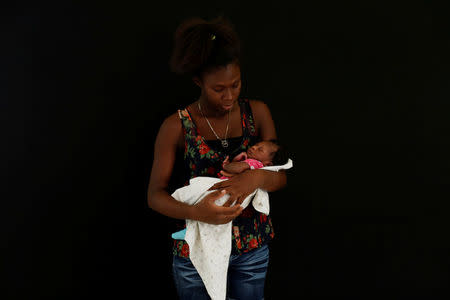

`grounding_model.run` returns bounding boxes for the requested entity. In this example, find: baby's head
[247,139,289,166]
